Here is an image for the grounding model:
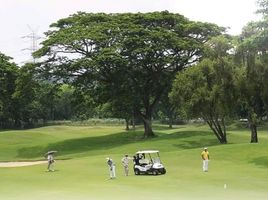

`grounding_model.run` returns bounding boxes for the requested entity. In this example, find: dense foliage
[170,36,237,143]
[33,11,222,137]
[1,2,268,144]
